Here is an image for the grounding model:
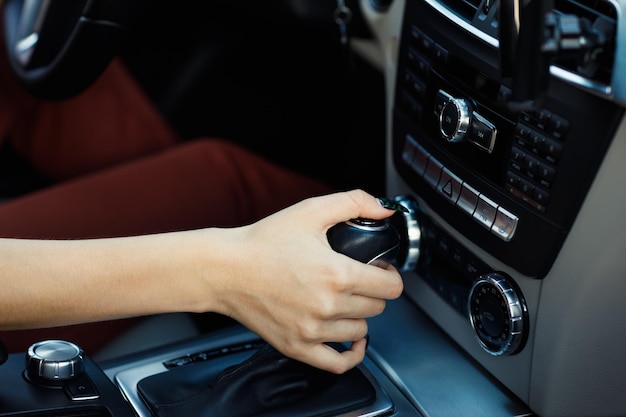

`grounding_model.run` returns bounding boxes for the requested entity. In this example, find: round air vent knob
[25,340,84,386]
[468,272,528,356]
[439,97,472,143]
